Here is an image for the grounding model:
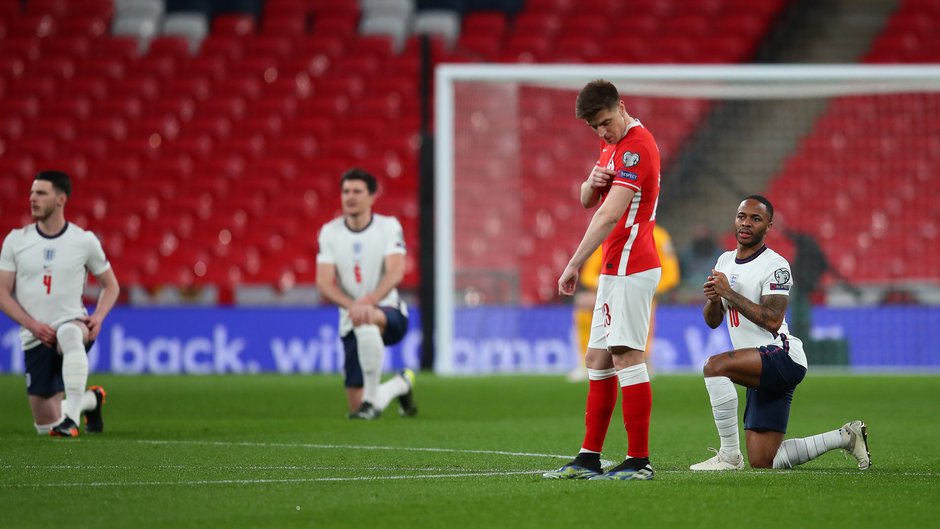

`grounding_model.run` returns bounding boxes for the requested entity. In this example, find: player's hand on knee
[79,315,102,341]
[349,300,373,325]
